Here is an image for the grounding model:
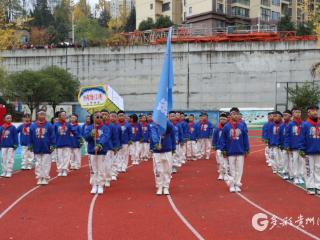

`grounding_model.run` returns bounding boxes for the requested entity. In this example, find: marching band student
[0,114,18,178]
[108,111,122,183]
[69,114,83,170]
[81,115,91,156]
[169,111,183,173]
[213,113,229,180]
[54,111,74,177]
[129,114,142,165]
[279,110,292,180]
[221,107,250,193]
[84,112,111,194]
[197,112,214,160]
[262,112,274,166]
[17,114,34,170]
[268,111,283,174]
[50,117,59,163]
[179,112,188,165]
[284,107,305,185]
[301,105,320,195]
[150,119,176,195]
[29,110,55,185]
[140,114,150,161]
[186,114,199,161]
[117,111,132,172]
